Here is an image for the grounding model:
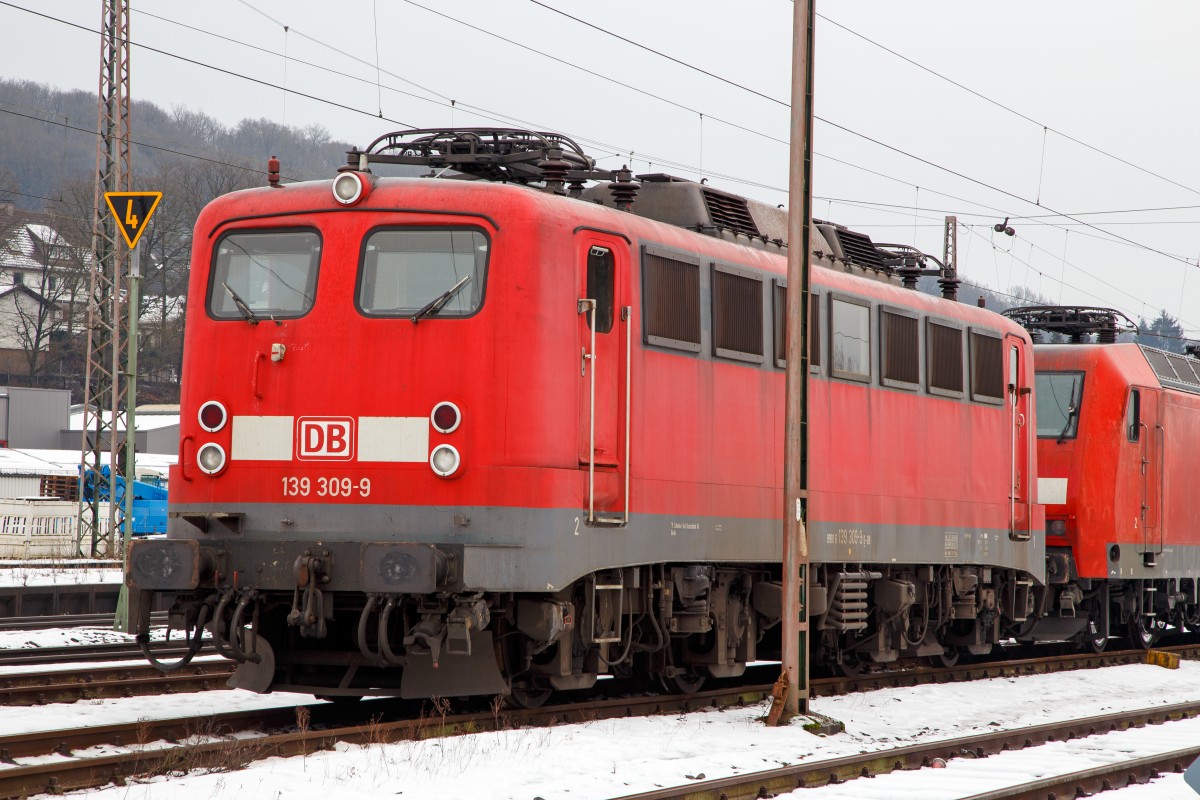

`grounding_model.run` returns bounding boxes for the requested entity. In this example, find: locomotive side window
[969,330,1004,403]
[209,229,320,320]
[810,291,821,369]
[586,246,614,334]
[1127,388,1140,442]
[1034,371,1083,439]
[773,281,787,368]
[357,228,488,318]
[830,295,871,383]
[771,283,820,370]
[880,307,919,390]
[712,263,764,363]
[642,247,702,352]
[926,320,964,396]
